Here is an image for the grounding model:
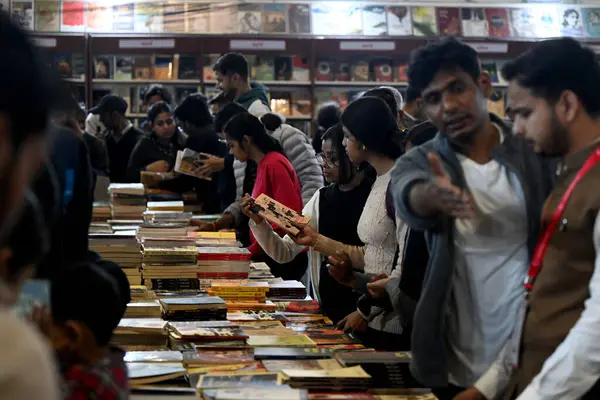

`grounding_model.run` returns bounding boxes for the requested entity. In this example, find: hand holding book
[242,194,310,237]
